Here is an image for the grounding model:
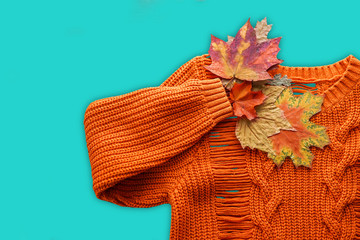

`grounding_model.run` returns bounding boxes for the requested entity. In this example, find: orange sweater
[84,54,360,239]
